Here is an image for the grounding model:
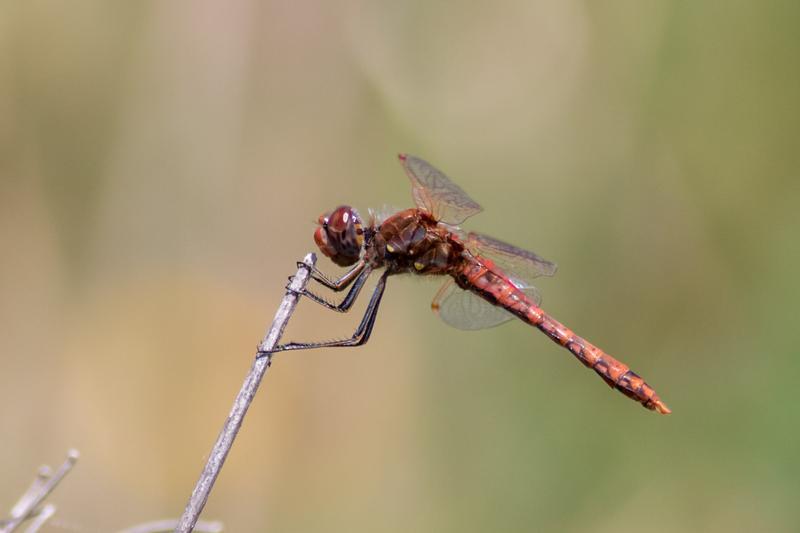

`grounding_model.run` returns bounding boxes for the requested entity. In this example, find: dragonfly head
[314,205,364,266]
